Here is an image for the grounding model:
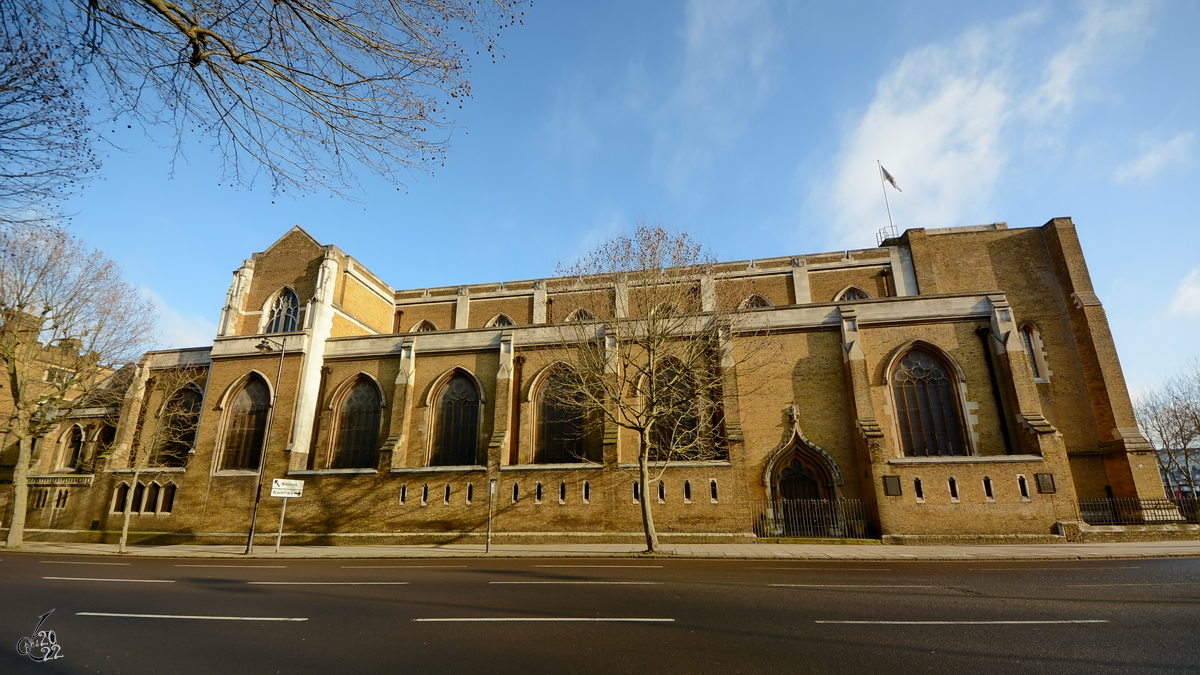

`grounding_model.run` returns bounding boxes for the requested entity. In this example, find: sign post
[270,479,304,553]
[486,479,497,554]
